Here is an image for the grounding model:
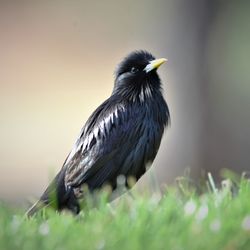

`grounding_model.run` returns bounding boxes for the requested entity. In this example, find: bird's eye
[130,67,139,73]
